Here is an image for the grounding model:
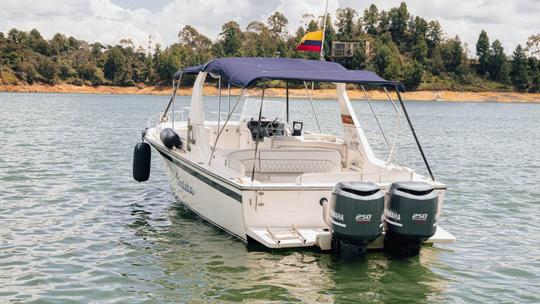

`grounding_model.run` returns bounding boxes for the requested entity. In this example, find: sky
[1,0,538,56]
